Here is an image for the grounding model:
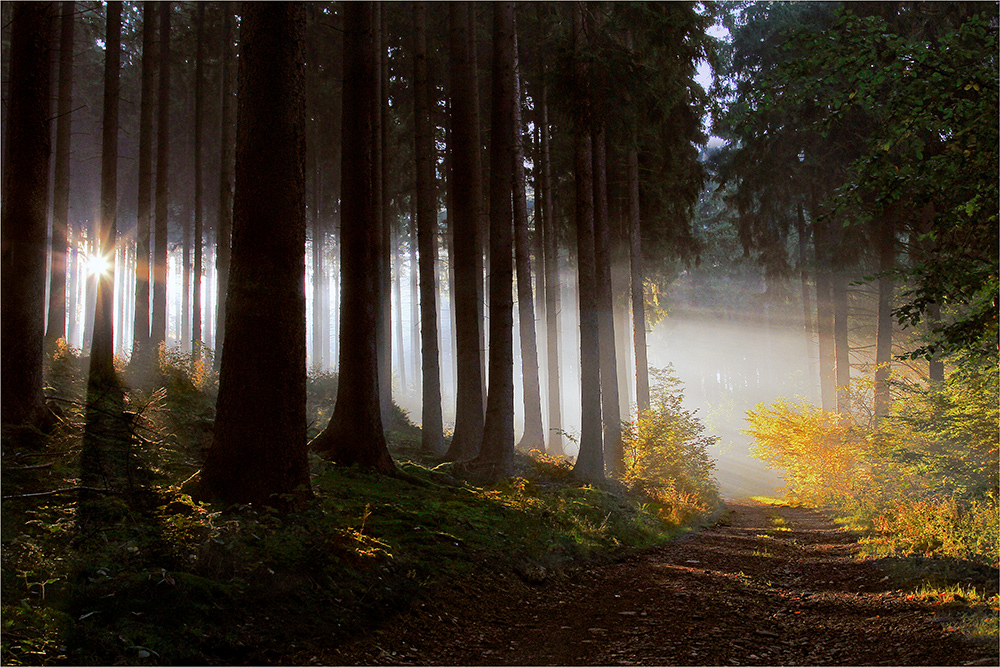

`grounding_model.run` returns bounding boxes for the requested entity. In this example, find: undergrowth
[746,357,999,645]
[2,344,712,665]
